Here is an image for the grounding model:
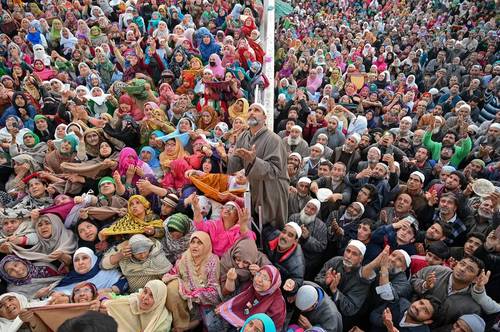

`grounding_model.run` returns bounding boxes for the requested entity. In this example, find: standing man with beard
[283,125,310,158]
[315,240,371,330]
[288,199,328,279]
[226,103,289,229]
